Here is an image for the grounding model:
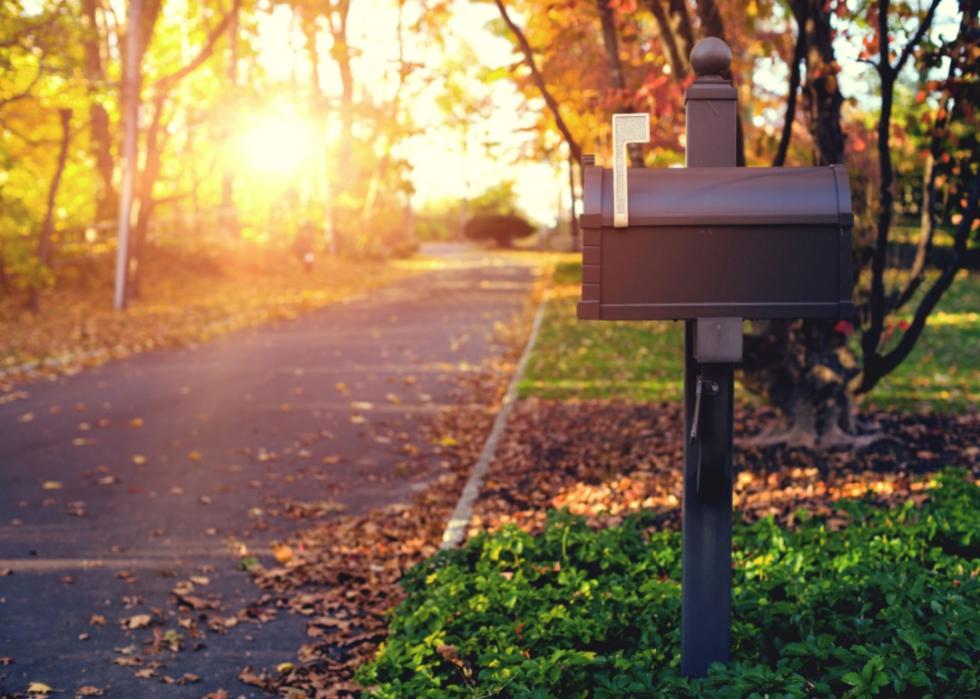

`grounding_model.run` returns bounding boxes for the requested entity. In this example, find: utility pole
[114,0,141,310]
